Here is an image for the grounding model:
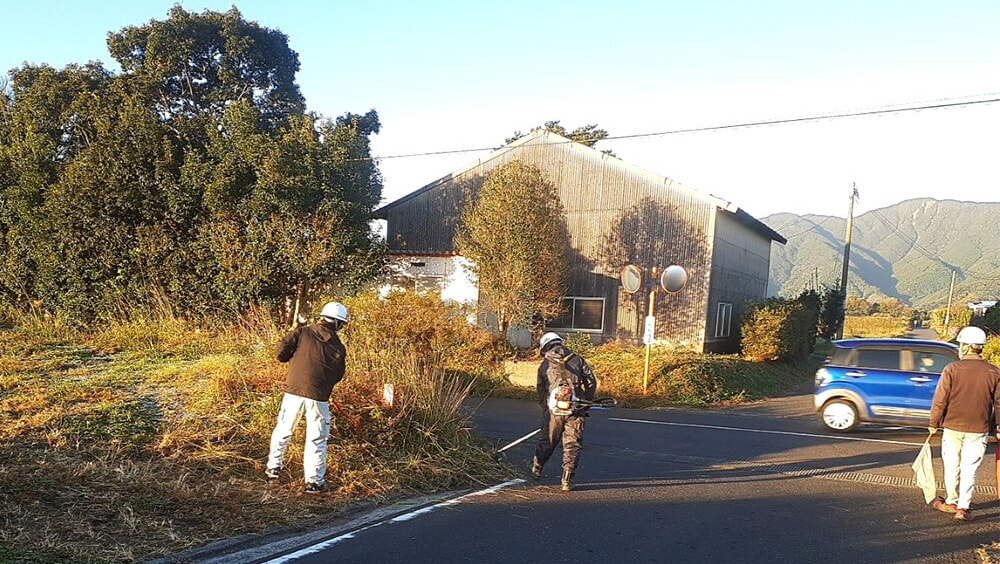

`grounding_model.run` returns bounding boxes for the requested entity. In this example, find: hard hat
[320,302,349,323]
[956,326,986,345]
[540,332,562,351]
